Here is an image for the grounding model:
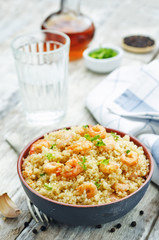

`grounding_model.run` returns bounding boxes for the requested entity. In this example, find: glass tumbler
[11,30,70,125]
